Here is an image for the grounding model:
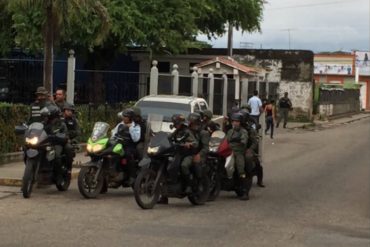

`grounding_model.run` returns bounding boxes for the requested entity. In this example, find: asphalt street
[0,118,369,247]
